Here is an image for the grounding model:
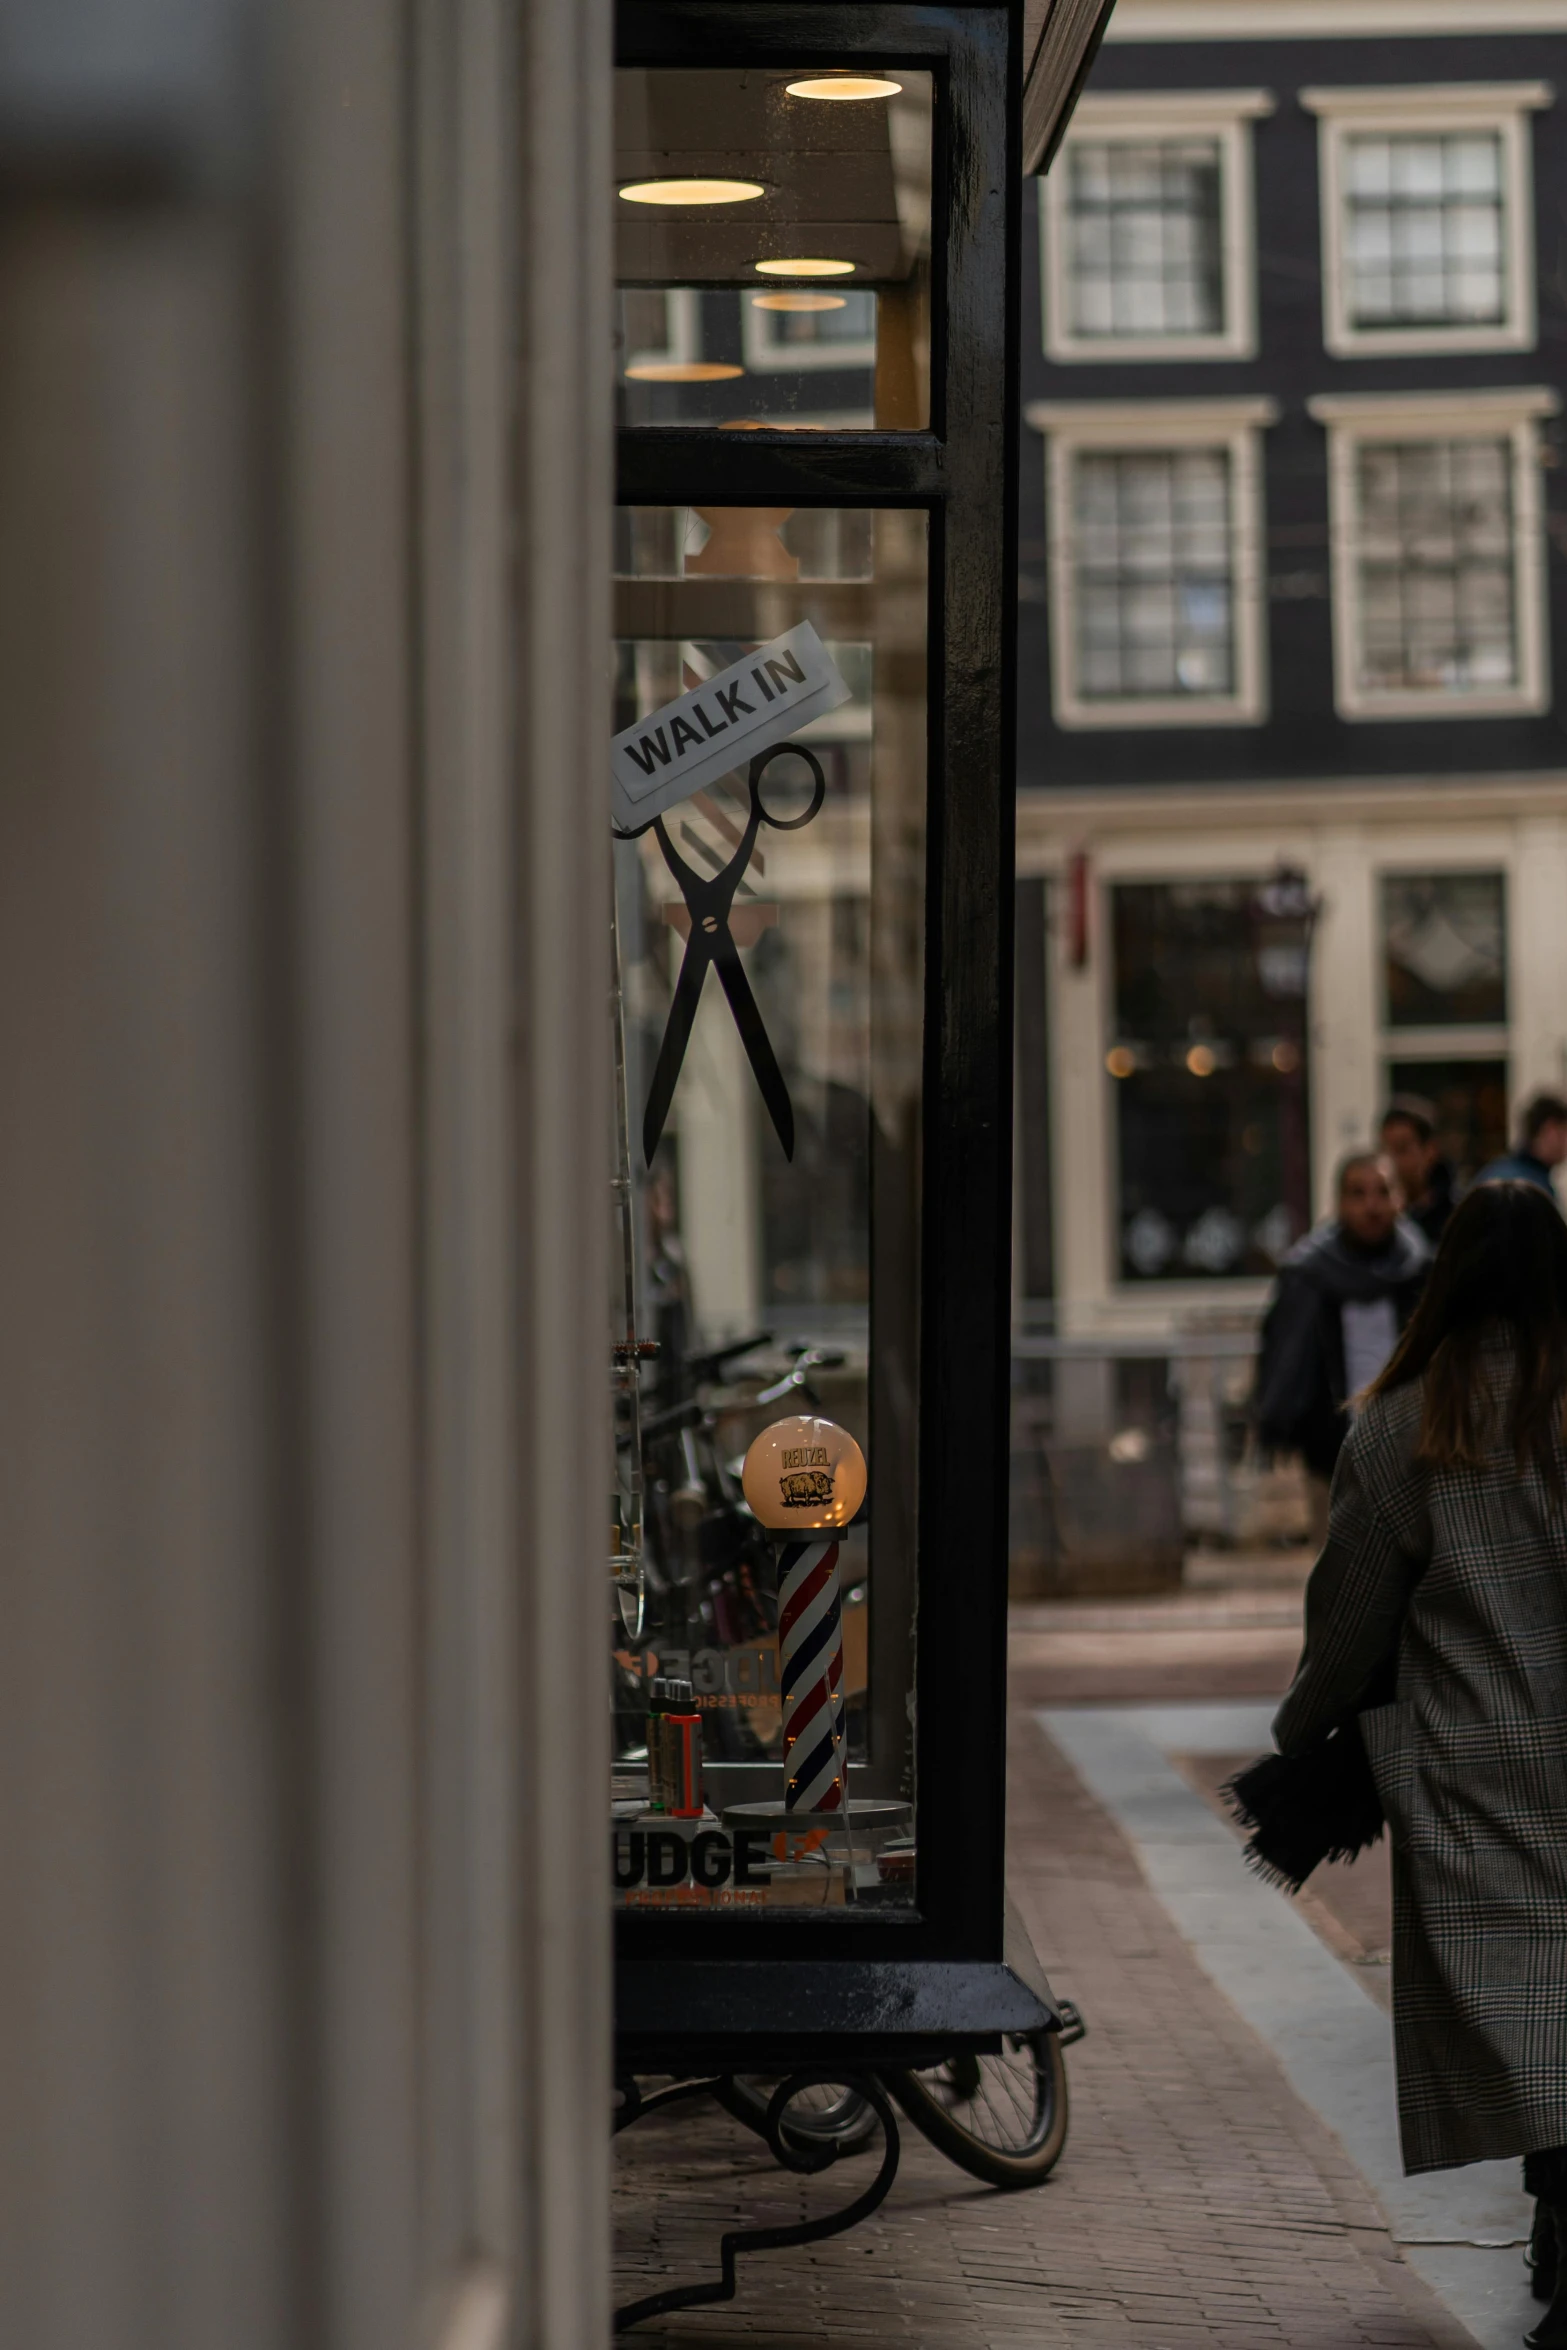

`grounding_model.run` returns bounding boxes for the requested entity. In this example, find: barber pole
[777,1534,846,1813]
[741,1415,867,1818]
